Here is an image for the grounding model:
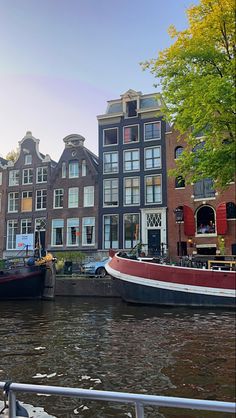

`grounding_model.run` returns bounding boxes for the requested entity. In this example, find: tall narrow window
[25,154,32,165]
[103,215,118,249]
[54,189,64,208]
[82,217,95,245]
[61,162,66,178]
[36,189,47,210]
[67,218,80,246]
[8,192,19,212]
[83,186,94,207]
[82,160,87,176]
[68,187,79,208]
[124,177,140,205]
[22,168,33,184]
[126,100,137,117]
[69,161,79,178]
[52,219,64,246]
[37,167,47,183]
[21,219,32,234]
[145,175,162,204]
[9,170,19,186]
[103,179,118,206]
[7,220,18,250]
[124,214,139,249]
[175,146,184,159]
